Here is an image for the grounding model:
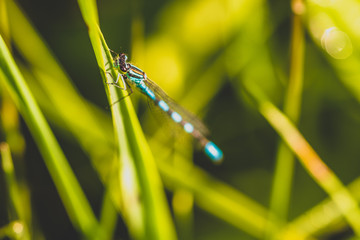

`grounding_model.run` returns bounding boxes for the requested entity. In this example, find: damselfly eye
[118,54,129,72]
[120,53,127,61]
